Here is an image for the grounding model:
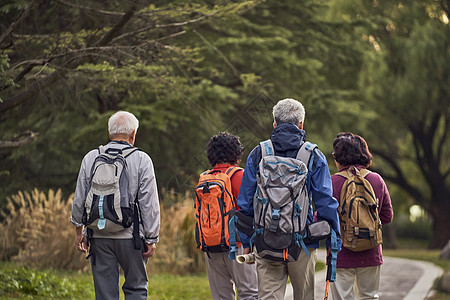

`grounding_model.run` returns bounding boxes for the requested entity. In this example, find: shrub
[0,189,88,271]
[394,213,432,241]
[0,263,88,298]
